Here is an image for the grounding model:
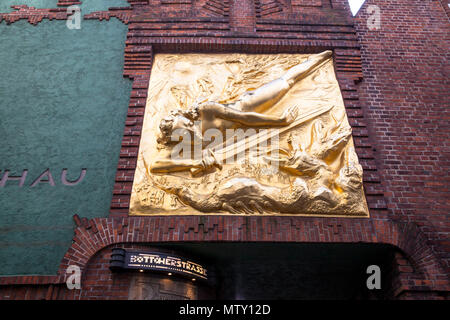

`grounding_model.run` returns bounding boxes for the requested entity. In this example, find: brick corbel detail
[57,1,83,6]
[0,5,71,25]
[84,7,134,24]
[0,1,138,26]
